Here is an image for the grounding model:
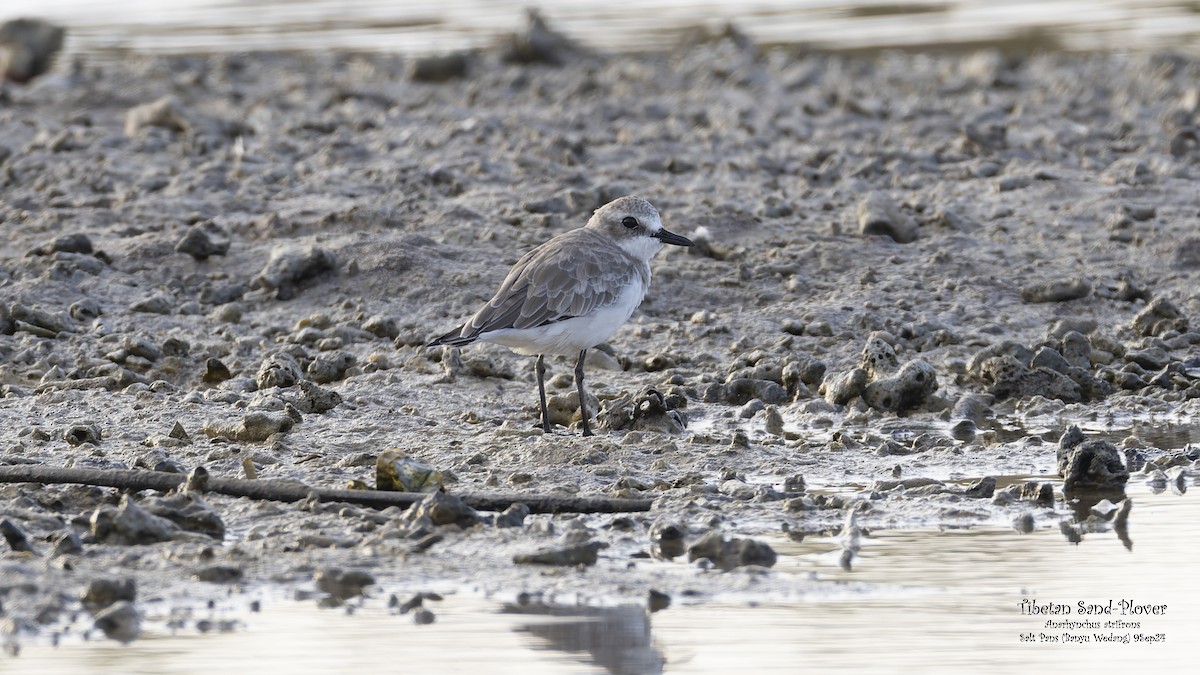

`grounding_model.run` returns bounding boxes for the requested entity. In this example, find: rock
[412,608,436,625]
[376,450,444,493]
[201,358,232,383]
[142,492,225,539]
[287,380,342,414]
[203,411,294,442]
[307,352,355,384]
[194,565,243,583]
[819,368,868,405]
[362,315,400,340]
[404,492,479,528]
[502,9,581,66]
[976,355,1081,402]
[494,503,530,528]
[705,378,789,405]
[597,388,686,434]
[514,541,607,566]
[50,530,83,557]
[0,518,33,552]
[409,52,470,82]
[63,423,101,446]
[90,495,179,545]
[124,96,209,136]
[10,303,75,335]
[314,568,375,600]
[175,223,231,260]
[31,233,93,256]
[686,531,777,571]
[1020,278,1091,303]
[1131,297,1188,337]
[256,351,304,389]
[252,245,337,300]
[81,578,136,612]
[861,359,938,413]
[1057,425,1130,492]
[93,601,141,643]
[130,293,174,315]
[963,476,996,498]
[857,192,917,243]
[0,18,64,83]
[650,521,686,560]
